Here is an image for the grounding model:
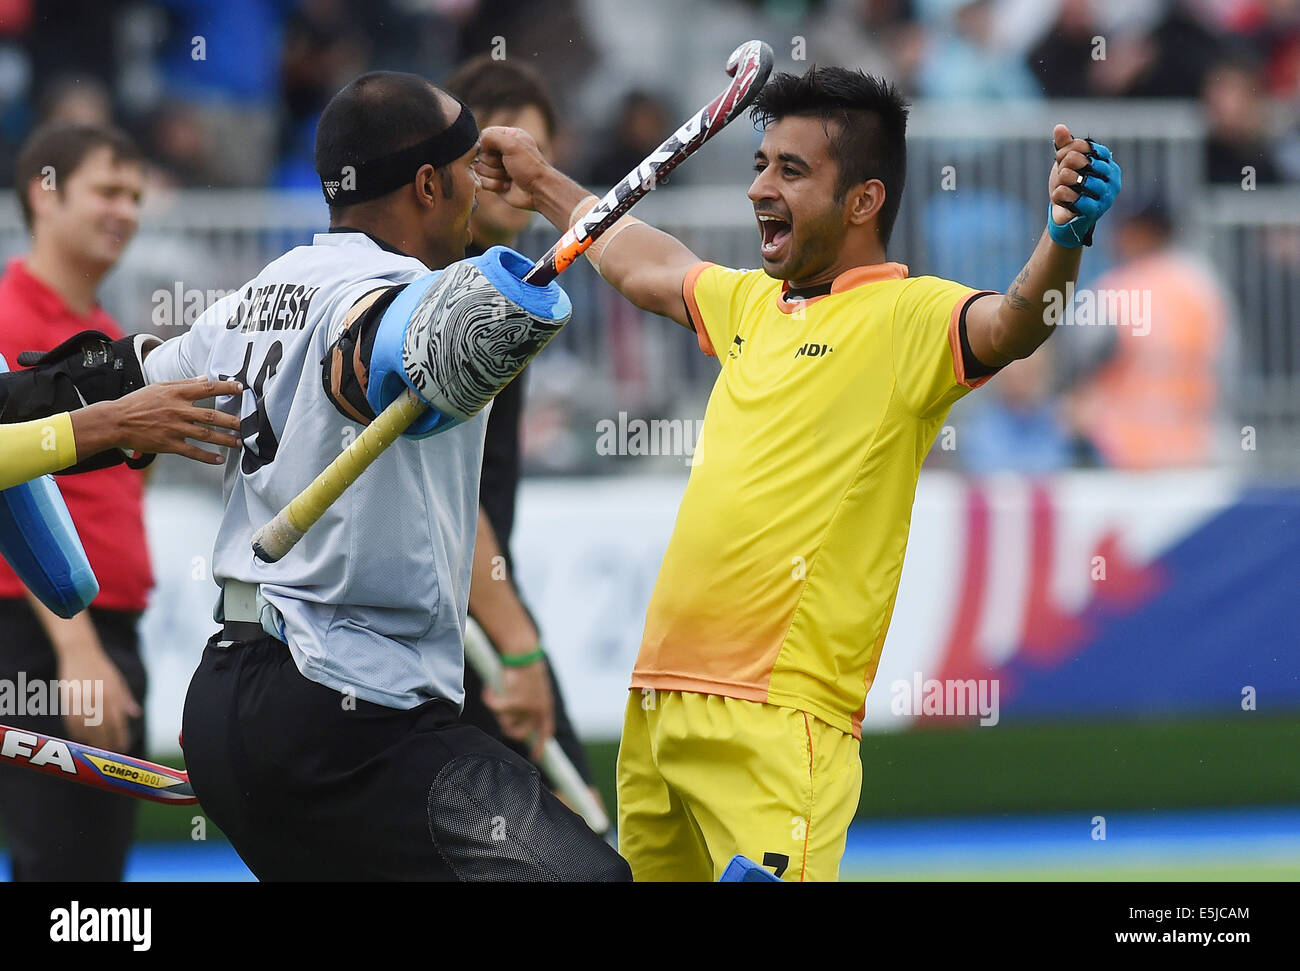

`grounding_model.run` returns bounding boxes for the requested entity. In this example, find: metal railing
[0,100,1295,472]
